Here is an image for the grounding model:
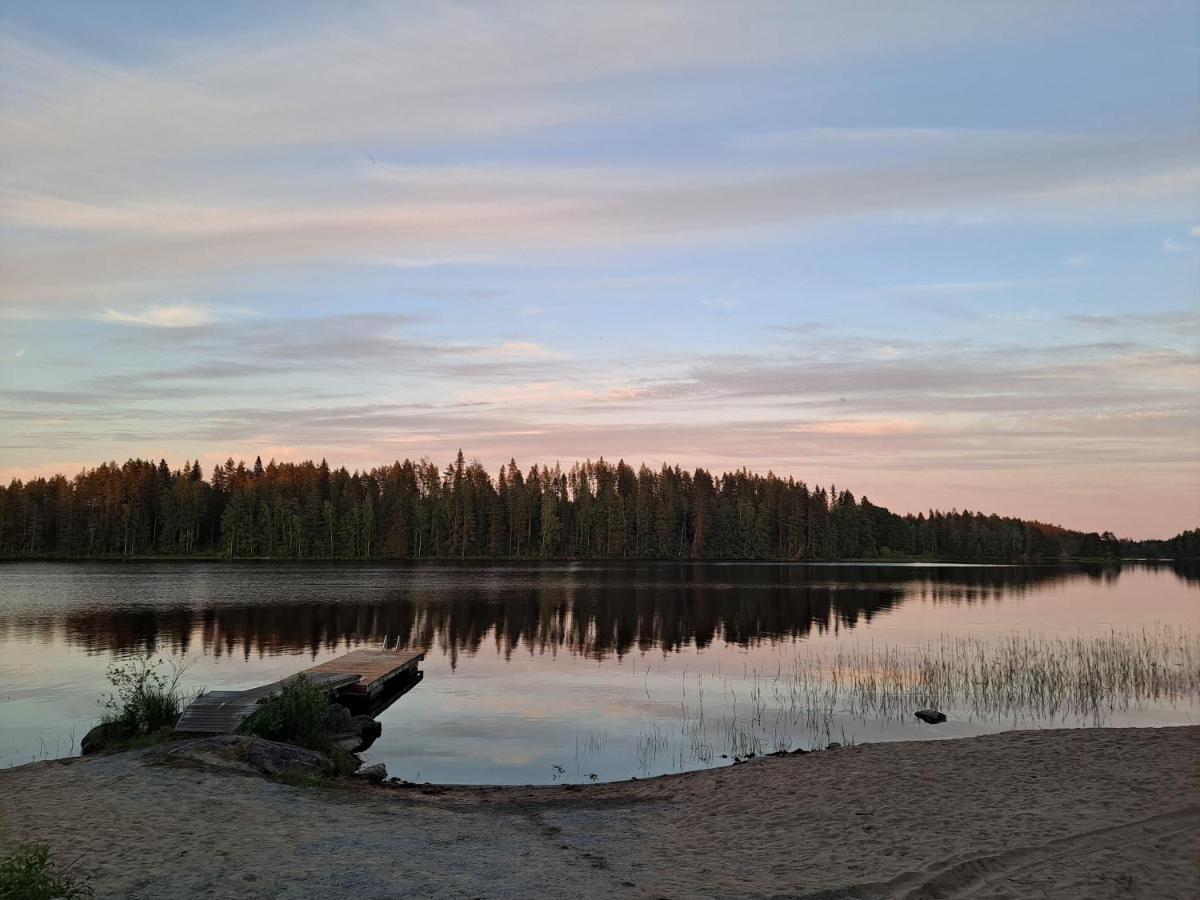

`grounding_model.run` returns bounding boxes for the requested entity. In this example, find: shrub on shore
[101,654,192,735]
[80,654,199,754]
[0,843,92,900]
[241,676,359,776]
